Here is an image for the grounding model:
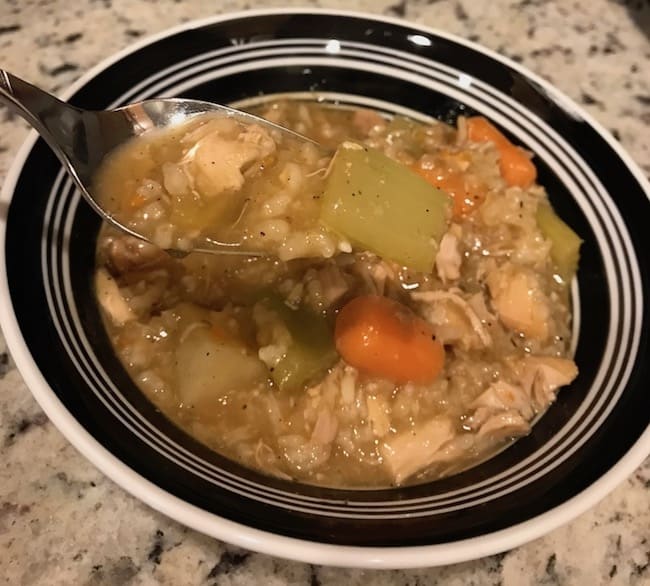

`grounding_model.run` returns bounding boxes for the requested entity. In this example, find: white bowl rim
[1,7,649,569]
